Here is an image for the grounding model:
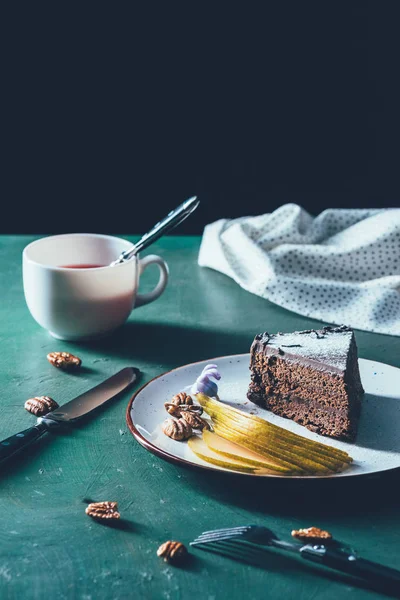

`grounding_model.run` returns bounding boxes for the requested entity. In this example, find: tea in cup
[23,233,169,340]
